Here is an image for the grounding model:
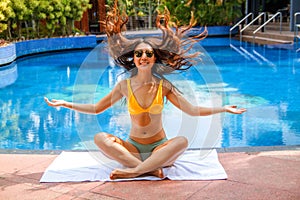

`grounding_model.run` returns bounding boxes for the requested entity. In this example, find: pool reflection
[0,43,300,150]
